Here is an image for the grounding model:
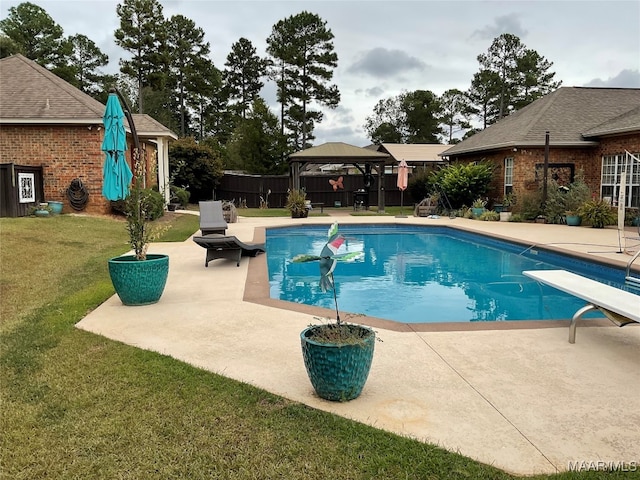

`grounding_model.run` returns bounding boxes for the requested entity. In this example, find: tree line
[1,0,561,176]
